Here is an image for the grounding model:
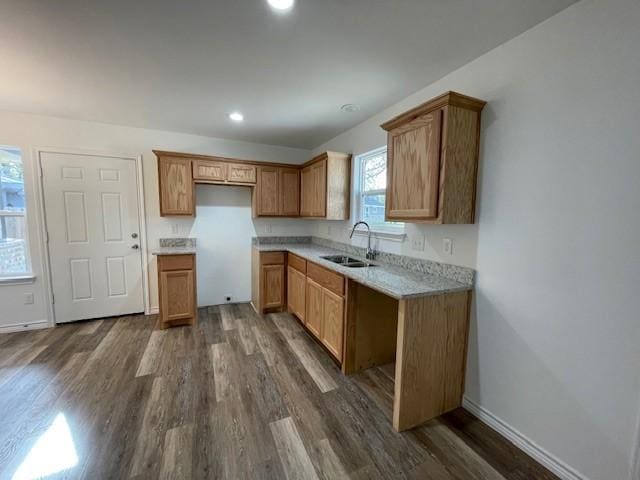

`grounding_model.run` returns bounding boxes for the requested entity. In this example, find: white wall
[312,0,640,478]
[0,111,313,329]
[193,184,314,306]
